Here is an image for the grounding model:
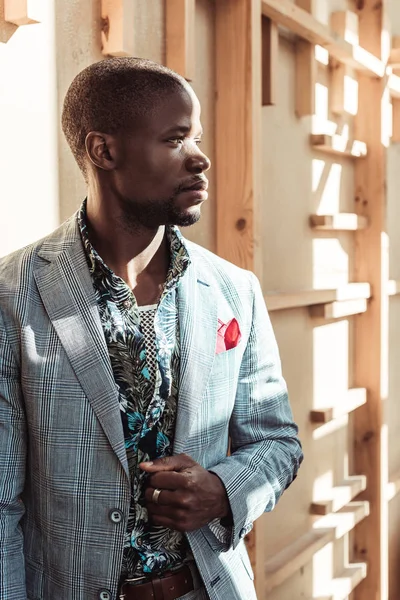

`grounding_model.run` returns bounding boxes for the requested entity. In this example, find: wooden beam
[265,502,369,593]
[310,475,367,515]
[310,388,367,424]
[311,564,367,600]
[266,283,371,312]
[309,298,368,319]
[261,17,279,106]
[388,47,400,69]
[165,0,196,81]
[309,214,369,231]
[294,0,315,117]
[215,0,262,273]
[391,38,400,142]
[388,280,400,296]
[329,12,359,116]
[311,134,367,158]
[101,0,135,56]
[261,0,385,78]
[216,2,262,590]
[4,0,40,25]
[353,1,389,597]
[386,470,400,501]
